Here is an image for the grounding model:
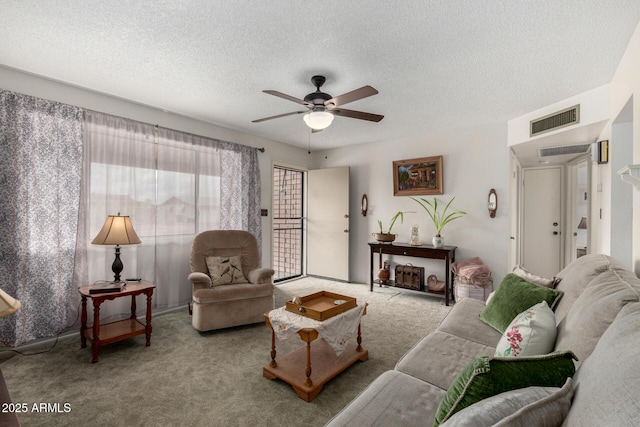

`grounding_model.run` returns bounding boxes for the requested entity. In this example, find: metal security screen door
[272,166,304,282]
